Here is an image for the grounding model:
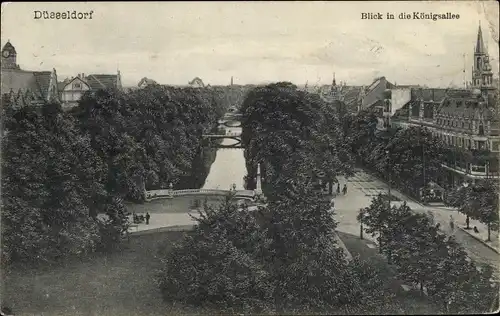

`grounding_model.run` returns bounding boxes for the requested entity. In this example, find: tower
[1,40,19,69]
[231,76,233,86]
[471,24,494,90]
